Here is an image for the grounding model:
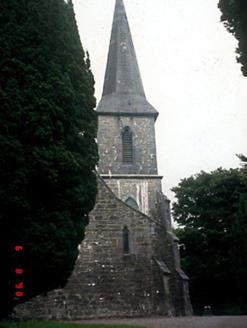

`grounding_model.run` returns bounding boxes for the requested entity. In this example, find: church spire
[102,0,145,97]
[97,0,158,118]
